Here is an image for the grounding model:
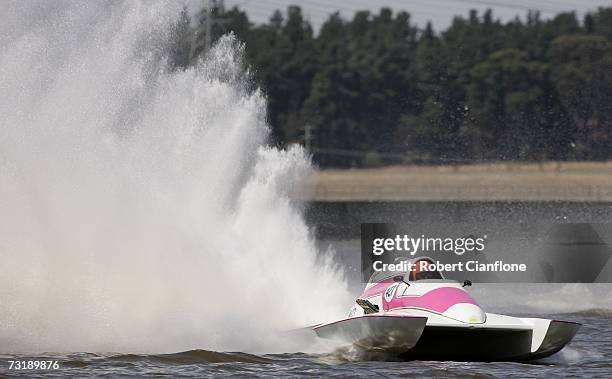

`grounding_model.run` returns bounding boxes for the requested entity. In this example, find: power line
[223,0,606,30]
[450,0,567,14]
